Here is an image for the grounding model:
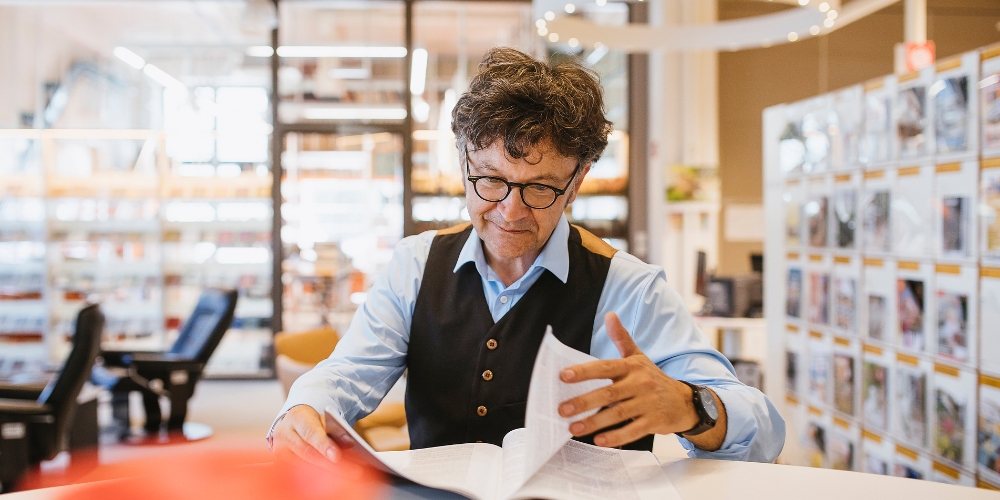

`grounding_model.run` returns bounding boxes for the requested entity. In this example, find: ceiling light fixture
[809,25,820,35]
[544,11,555,21]
[549,33,560,43]
[586,45,609,65]
[410,48,428,95]
[787,32,799,42]
[113,47,145,70]
[564,4,576,13]
[143,64,185,90]
[246,46,274,58]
